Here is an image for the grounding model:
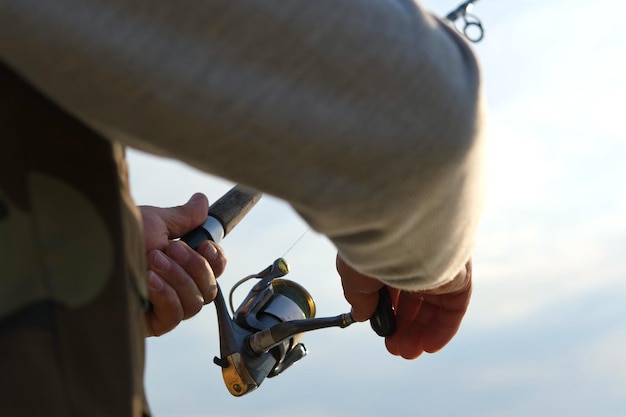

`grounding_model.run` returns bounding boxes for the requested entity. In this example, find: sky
[127,1,626,416]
